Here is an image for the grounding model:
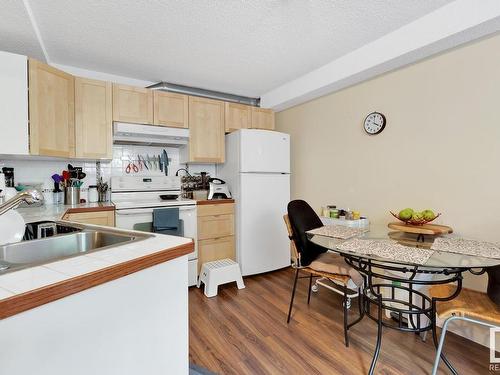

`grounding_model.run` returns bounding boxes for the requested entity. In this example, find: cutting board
[388,222,453,236]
